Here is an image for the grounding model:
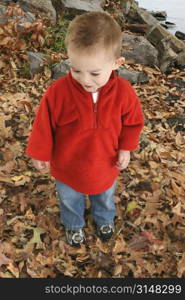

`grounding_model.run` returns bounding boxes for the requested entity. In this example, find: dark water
[138,0,185,34]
